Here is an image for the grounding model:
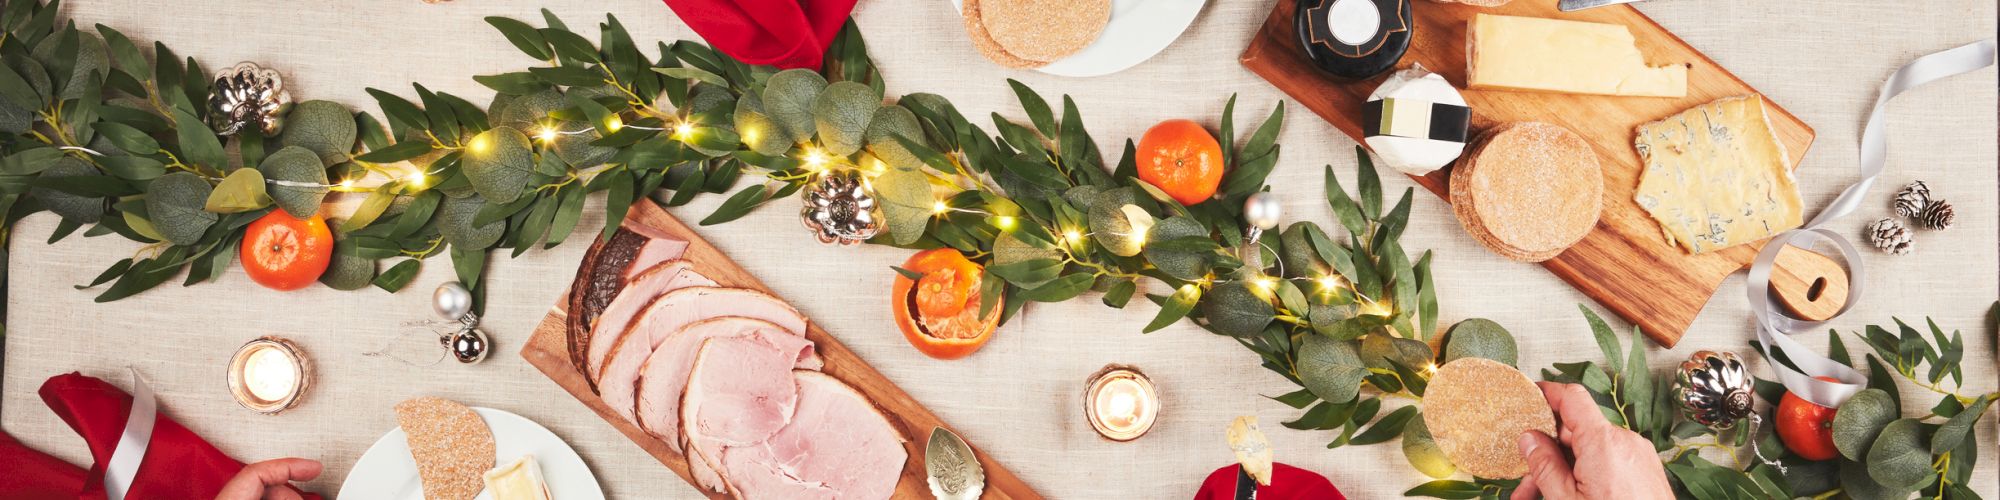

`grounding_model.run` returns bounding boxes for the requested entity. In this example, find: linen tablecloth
[5,0,1996,497]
